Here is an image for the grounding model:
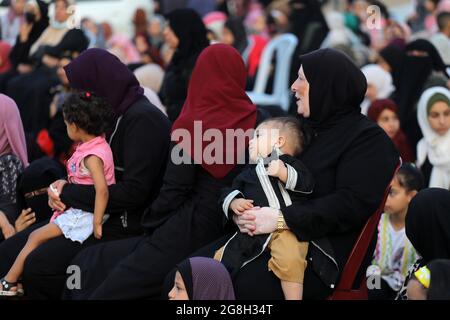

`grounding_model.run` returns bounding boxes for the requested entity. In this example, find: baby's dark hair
[396,163,425,193]
[62,91,114,136]
[261,116,311,156]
